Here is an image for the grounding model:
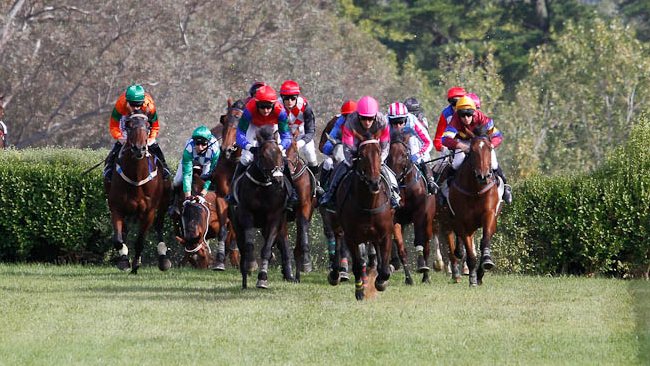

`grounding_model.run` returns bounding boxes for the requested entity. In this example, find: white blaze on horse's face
[478,140,485,150]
